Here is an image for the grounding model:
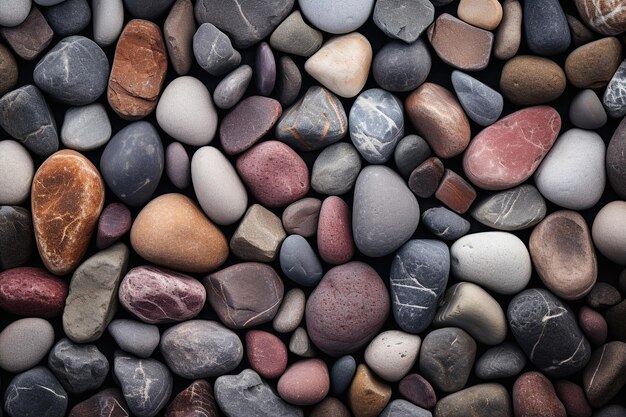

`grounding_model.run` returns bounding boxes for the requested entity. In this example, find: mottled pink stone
[96,203,132,249]
[0,267,68,317]
[246,330,288,379]
[317,196,354,265]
